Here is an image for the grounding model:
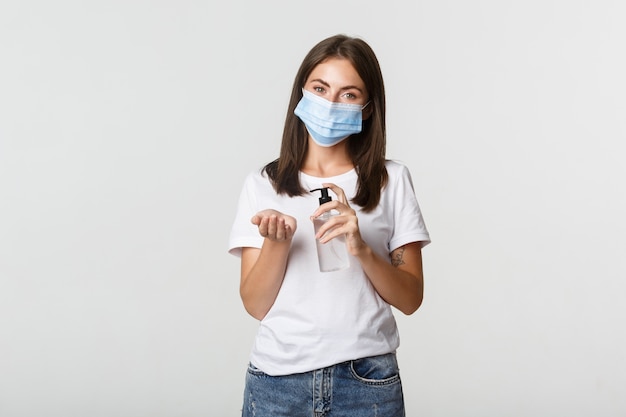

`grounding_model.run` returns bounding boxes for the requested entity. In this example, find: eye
[342,92,357,100]
[313,86,326,93]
